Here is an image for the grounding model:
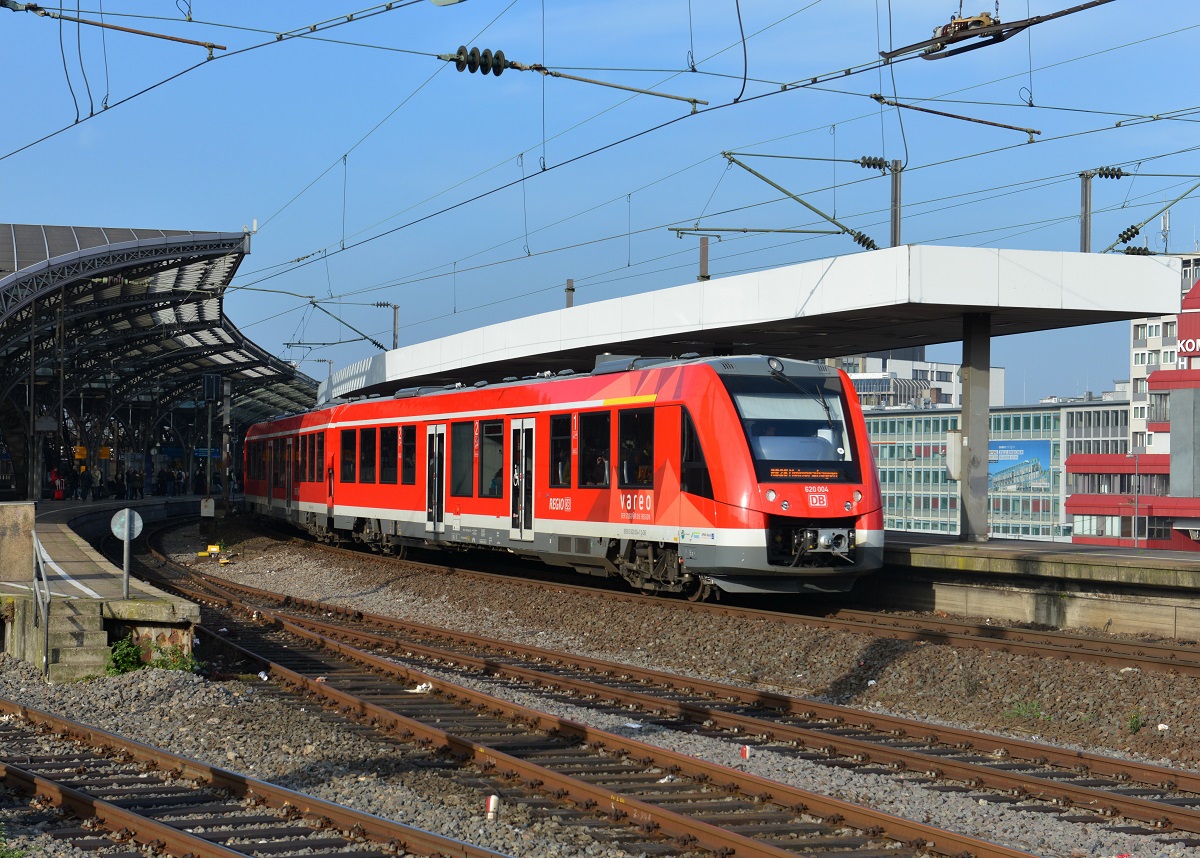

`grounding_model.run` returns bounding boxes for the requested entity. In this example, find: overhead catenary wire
[249,0,835,274]
[246,3,1178,291]
[0,0,427,164]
